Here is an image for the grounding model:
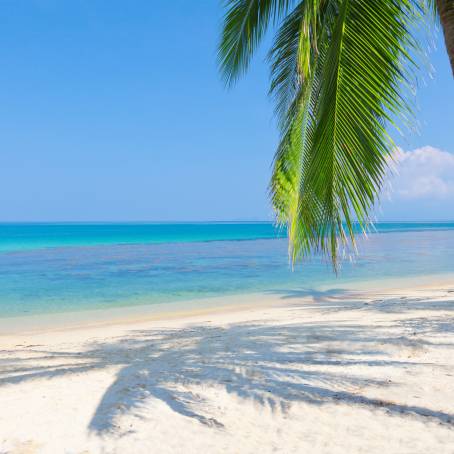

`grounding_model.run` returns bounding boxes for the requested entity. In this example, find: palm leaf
[219,0,424,268]
[296,0,419,267]
[218,0,293,85]
[269,1,336,263]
